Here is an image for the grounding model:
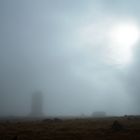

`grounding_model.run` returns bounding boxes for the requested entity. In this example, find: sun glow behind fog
[108,21,140,66]
[110,23,139,47]
[79,19,140,67]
